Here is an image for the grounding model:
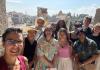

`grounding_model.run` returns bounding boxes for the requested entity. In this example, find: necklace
[8,58,20,70]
